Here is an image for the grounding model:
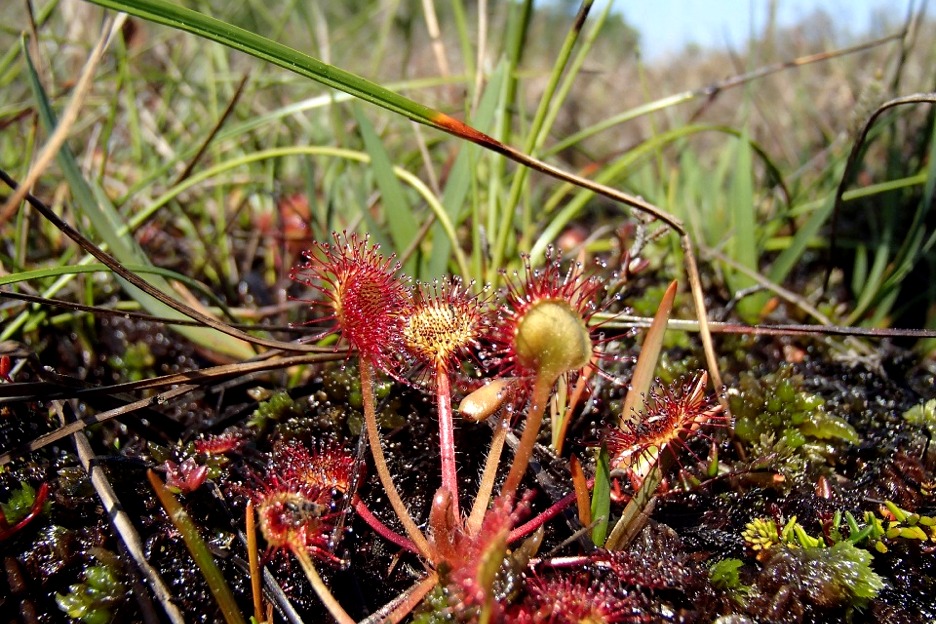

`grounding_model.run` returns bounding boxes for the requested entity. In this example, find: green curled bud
[514,300,592,383]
